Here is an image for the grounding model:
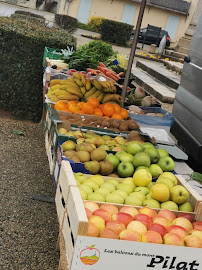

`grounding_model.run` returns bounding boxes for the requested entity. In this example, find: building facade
[2,0,200,48]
